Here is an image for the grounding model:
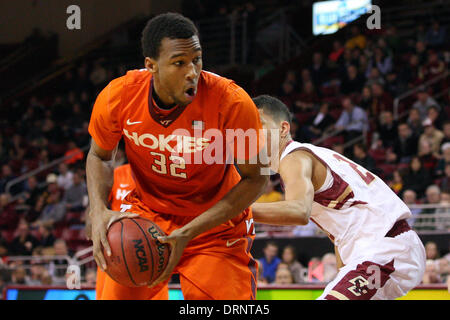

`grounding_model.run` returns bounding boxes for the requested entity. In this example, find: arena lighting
[313,0,372,35]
